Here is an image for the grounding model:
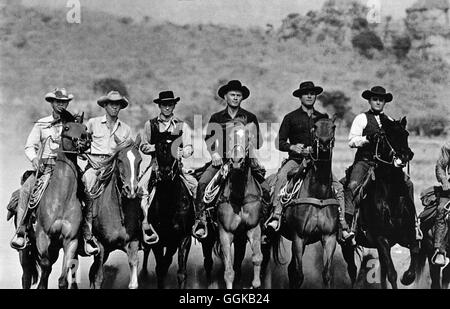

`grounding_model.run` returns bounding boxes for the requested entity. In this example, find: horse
[341,117,419,289]
[415,190,450,289]
[141,136,194,289]
[200,118,264,289]
[270,116,340,289]
[87,138,143,289]
[27,109,91,289]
